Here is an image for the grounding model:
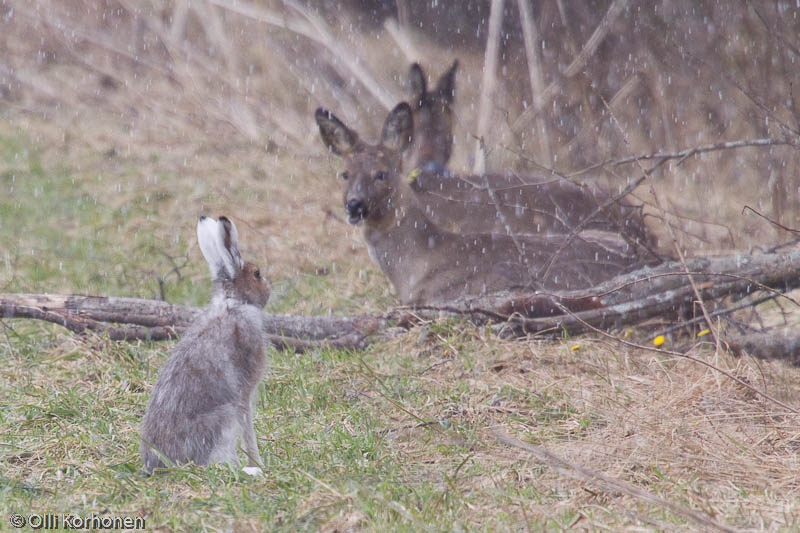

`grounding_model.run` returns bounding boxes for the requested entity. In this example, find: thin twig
[493,431,739,533]
[654,293,780,337]
[657,188,720,347]
[742,205,800,235]
[561,74,642,162]
[598,93,723,349]
[681,45,800,140]
[548,300,800,415]
[567,138,796,178]
[534,166,661,284]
